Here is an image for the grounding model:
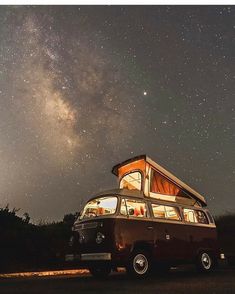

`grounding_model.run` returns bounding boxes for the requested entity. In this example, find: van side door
[150,203,187,263]
[115,198,154,259]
